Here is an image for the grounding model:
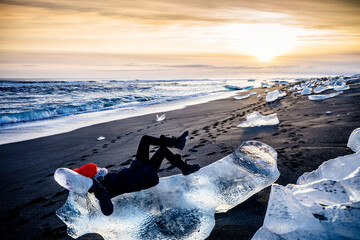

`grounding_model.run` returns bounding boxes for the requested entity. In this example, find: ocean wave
[0,78,264,126]
[0,91,218,125]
